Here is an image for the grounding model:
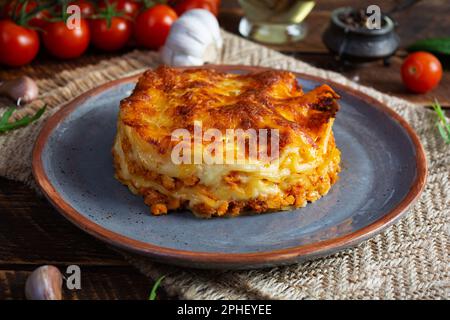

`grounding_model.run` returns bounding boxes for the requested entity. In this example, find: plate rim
[32,65,427,269]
